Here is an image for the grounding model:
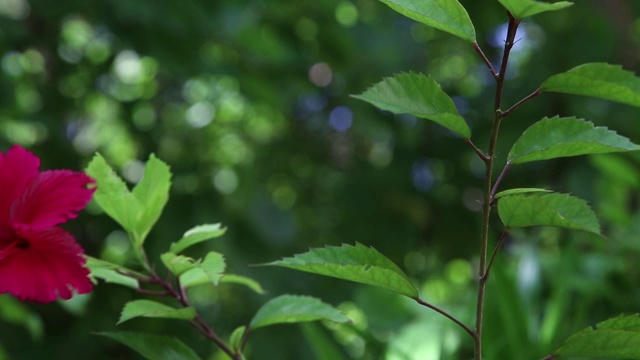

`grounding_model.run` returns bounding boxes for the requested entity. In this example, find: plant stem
[482,229,510,281]
[139,250,241,360]
[466,138,490,162]
[473,13,521,360]
[501,88,542,117]
[489,162,512,204]
[473,42,498,78]
[415,298,476,338]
